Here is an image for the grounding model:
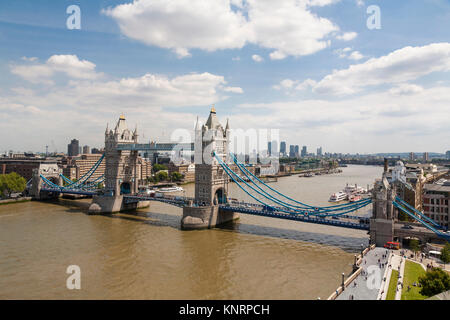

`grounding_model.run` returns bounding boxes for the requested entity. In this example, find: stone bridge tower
[104,115,139,196]
[369,173,396,247]
[194,106,230,206]
[182,107,239,229]
[89,115,145,214]
[30,162,62,200]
